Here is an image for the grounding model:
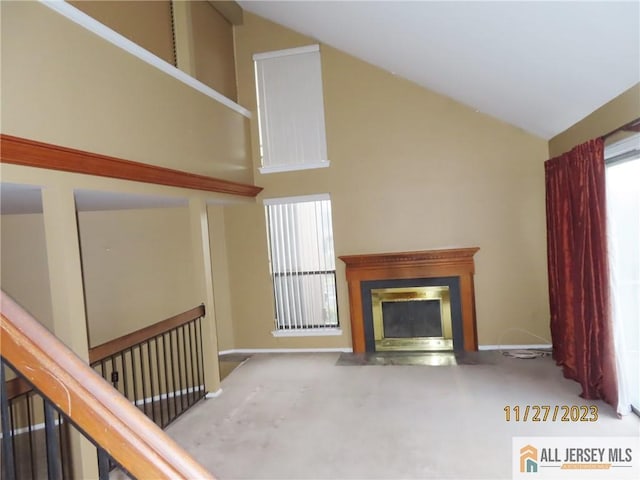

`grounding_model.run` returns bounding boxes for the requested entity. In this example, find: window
[253,45,329,174]
[264,195,339,335]
[606,132,640,415]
